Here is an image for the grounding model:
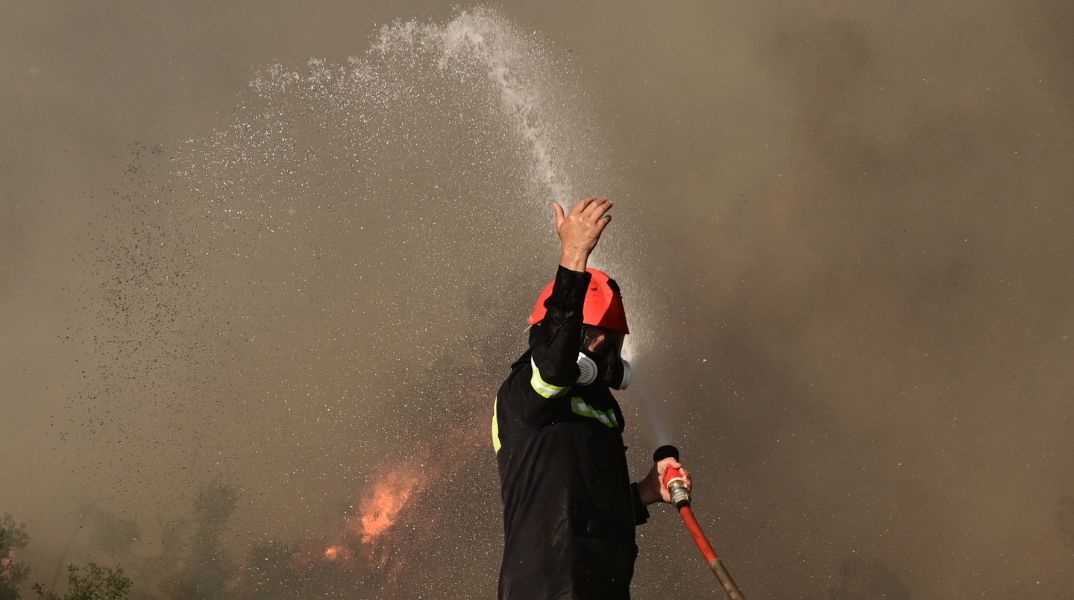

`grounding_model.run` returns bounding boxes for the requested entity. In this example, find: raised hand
[553,196,613,271]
